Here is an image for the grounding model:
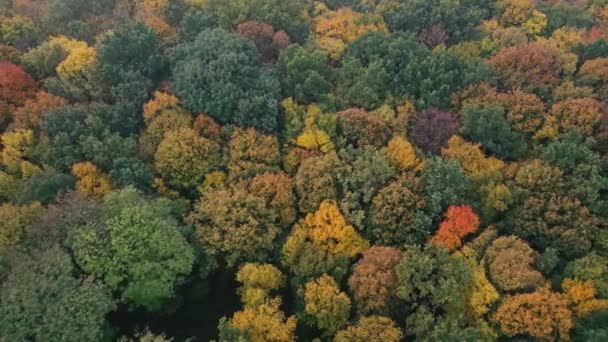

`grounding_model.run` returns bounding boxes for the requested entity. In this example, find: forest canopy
[1,0,608,341]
